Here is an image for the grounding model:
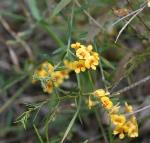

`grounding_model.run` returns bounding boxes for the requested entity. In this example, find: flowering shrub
[32,43,139,140]
[11,0,150,142]
[64,43,100,73]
